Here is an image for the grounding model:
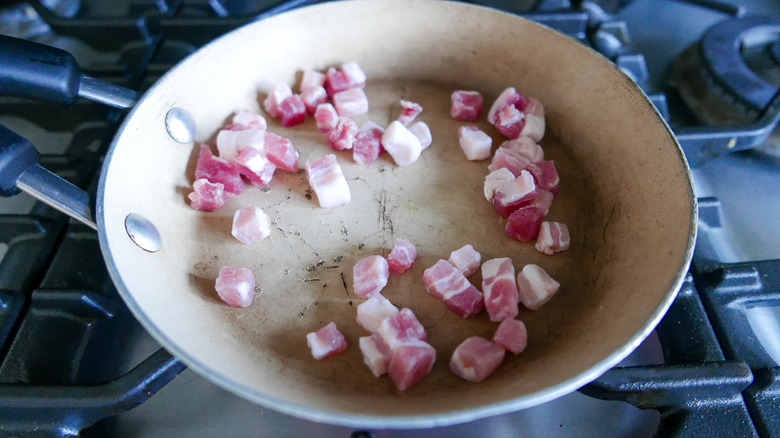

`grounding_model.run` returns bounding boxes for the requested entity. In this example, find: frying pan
[0,0,696,429]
